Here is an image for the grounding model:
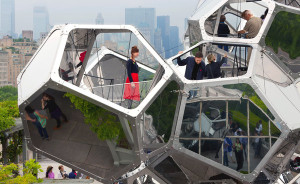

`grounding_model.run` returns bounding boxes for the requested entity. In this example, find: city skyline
[11,0,198,38]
